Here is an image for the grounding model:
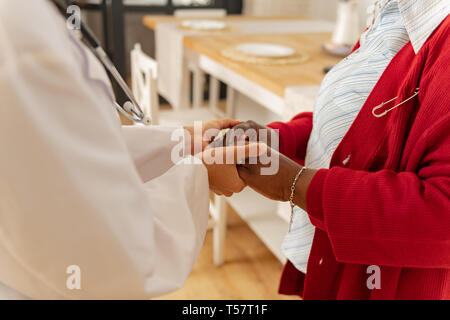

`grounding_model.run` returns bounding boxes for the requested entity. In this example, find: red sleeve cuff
[267,112,313,165]
[305,166,450,268]
[267,121,297,158]
[306,169,328,231]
